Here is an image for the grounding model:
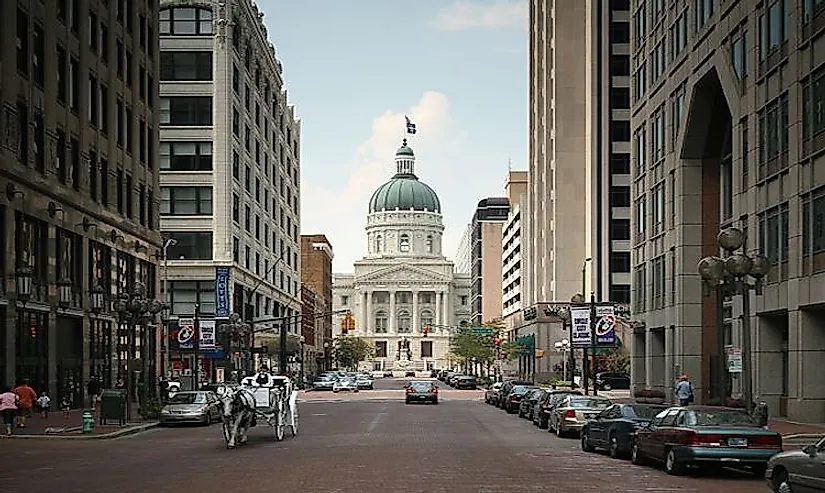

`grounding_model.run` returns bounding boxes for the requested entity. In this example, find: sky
[258,0,528,272]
